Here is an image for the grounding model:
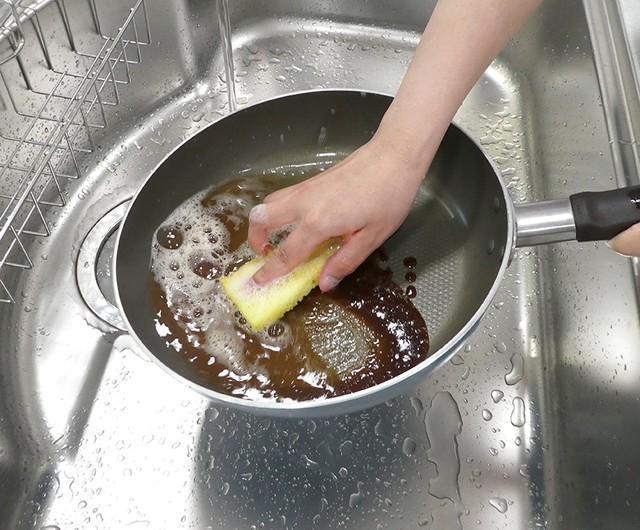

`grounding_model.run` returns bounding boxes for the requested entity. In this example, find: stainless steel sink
[1,0,640,528]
